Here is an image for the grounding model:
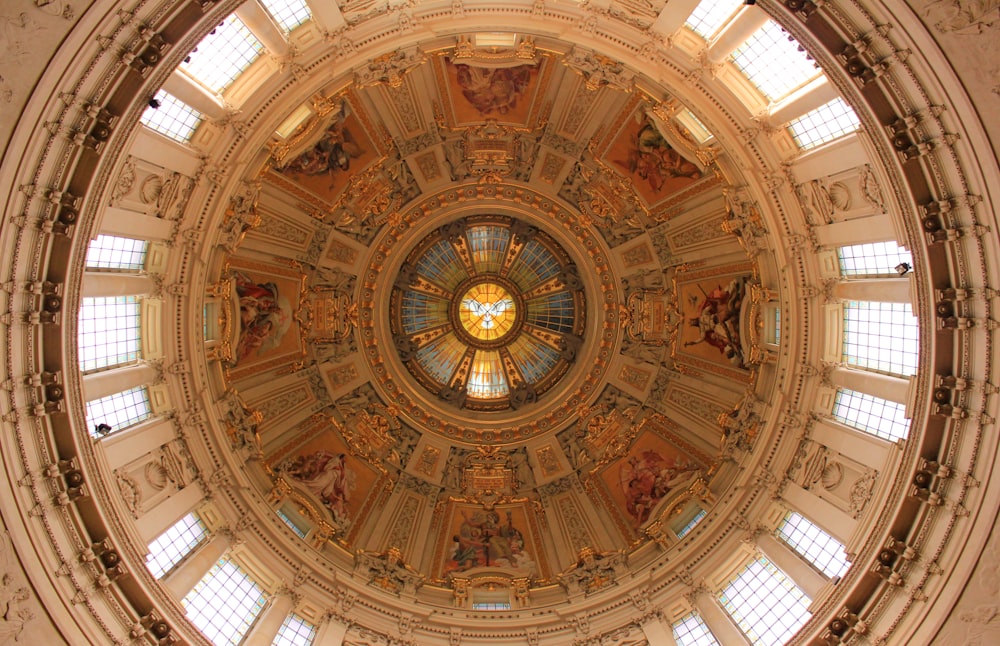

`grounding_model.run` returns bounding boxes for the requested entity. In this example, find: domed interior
[1,0,999,645]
